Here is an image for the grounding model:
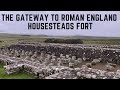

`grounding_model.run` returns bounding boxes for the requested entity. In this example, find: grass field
[0,33,120,79]
[0,33,120,45]
[83,39,120,45]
